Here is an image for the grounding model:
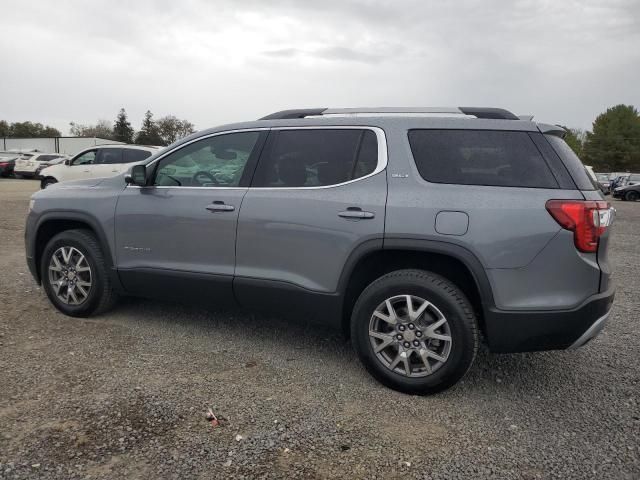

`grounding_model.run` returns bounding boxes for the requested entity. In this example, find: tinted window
[123,149,152,163]
[408,130,558,188]
[36,155,61,162]
[252,129,378,188]
[72,150,97,165]
[544,135,595,190]
[153,131,260,187]
[96,148,123,165]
